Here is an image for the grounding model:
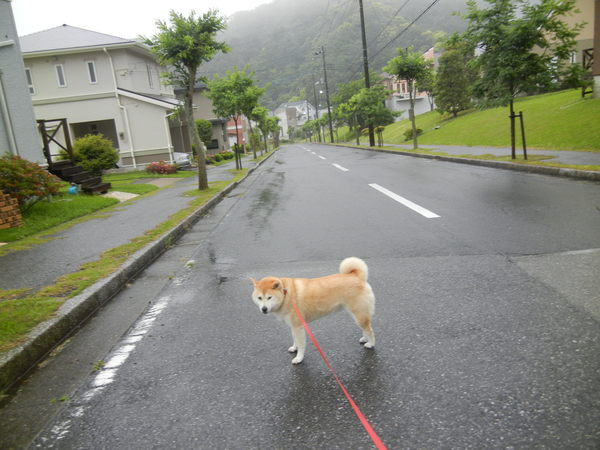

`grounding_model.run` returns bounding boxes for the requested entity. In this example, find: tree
[207,67,264,169]
[337,85,396,146]
[434,35,477,118]
[252,106,270,155]
[416,67,436,112]
[384,49,431,149]
[462,0,583,158]
[145,10,228,190]
[195,119,213,148]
